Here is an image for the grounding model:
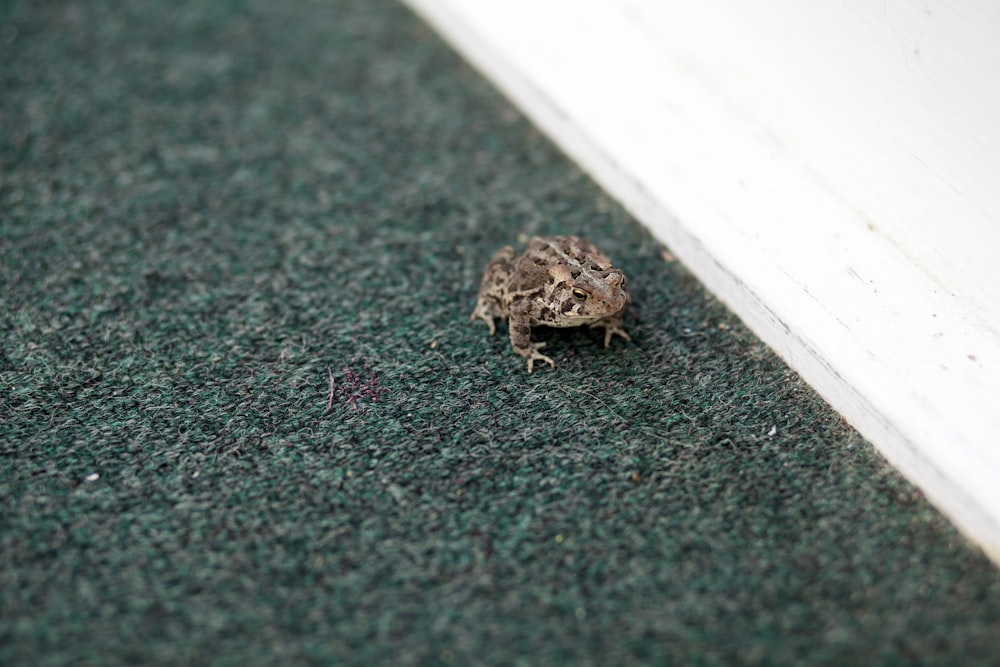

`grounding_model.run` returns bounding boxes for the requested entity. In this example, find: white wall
[404,0,1000,563]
